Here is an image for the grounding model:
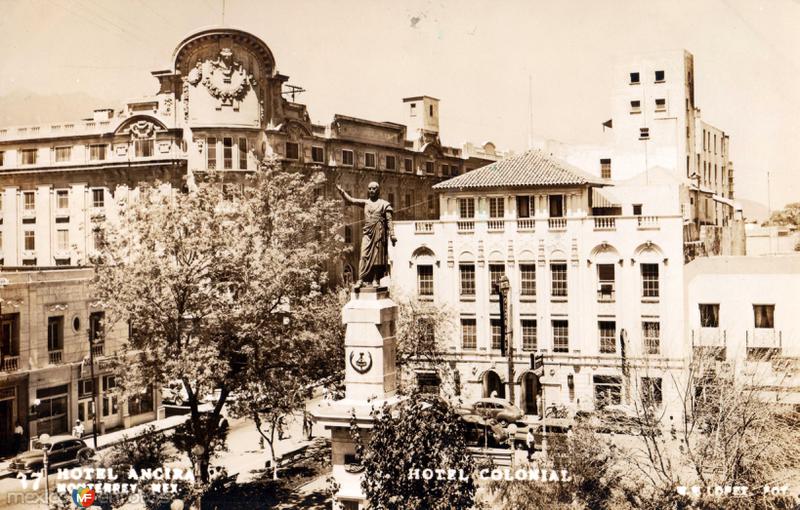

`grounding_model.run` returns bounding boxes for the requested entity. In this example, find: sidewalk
[0,404,211,479]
